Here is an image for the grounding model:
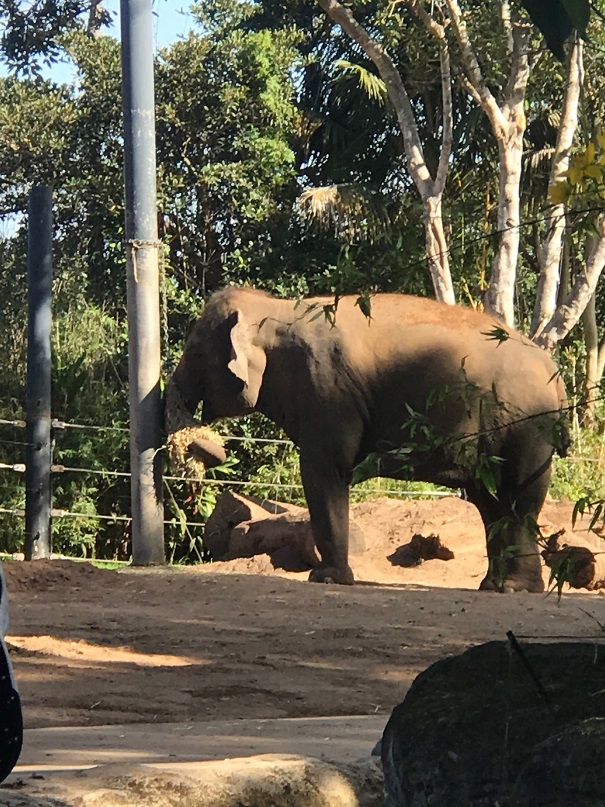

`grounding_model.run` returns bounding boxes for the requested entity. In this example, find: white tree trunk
[438,4,530,324]
[484,139,524,325]
[531,38,584,338]
[536,216,605,352]
[581,291,599,427]
[424,195,455,303]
